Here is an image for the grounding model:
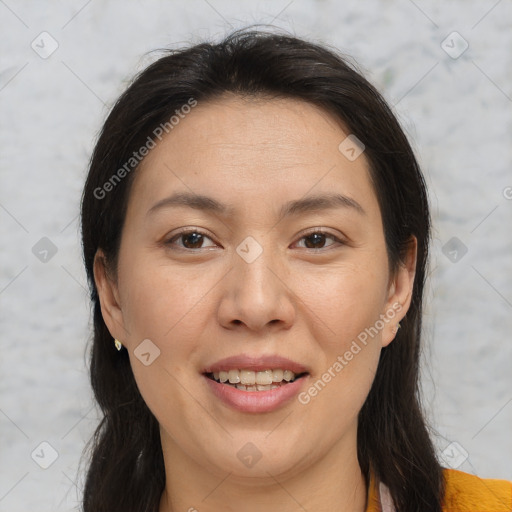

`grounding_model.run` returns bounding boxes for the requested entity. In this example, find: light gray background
[1,1,511,510]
